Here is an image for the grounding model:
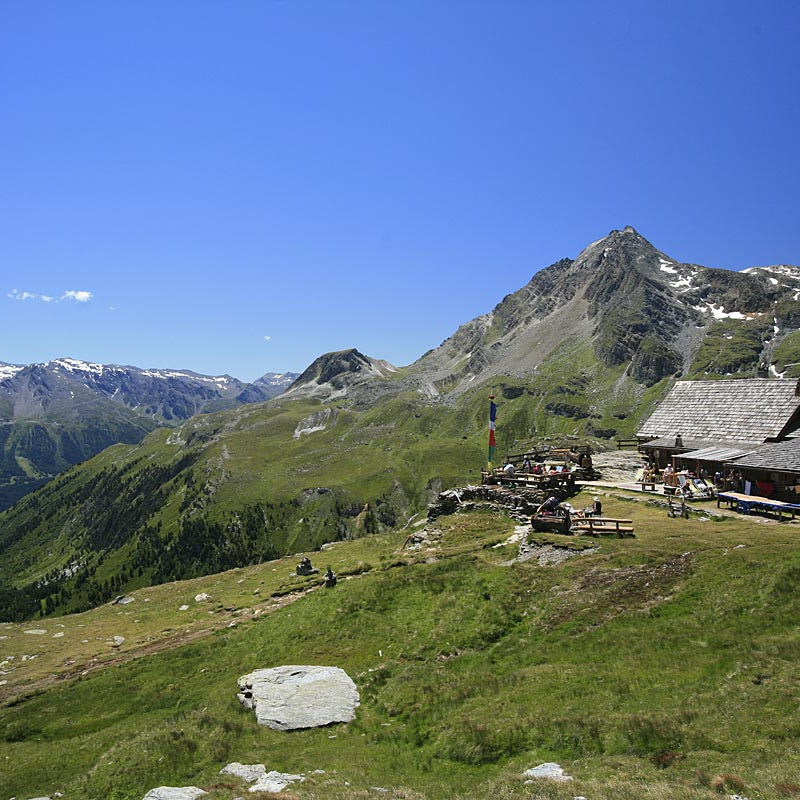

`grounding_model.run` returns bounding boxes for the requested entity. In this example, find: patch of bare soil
[591,450,644,482]
[549,552,694,627]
